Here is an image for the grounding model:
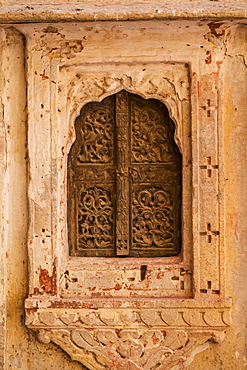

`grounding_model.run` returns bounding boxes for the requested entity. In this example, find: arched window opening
[68,90,182,257]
